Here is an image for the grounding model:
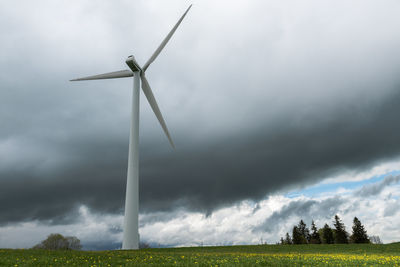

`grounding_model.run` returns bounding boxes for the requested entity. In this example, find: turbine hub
[126,55,141,72]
